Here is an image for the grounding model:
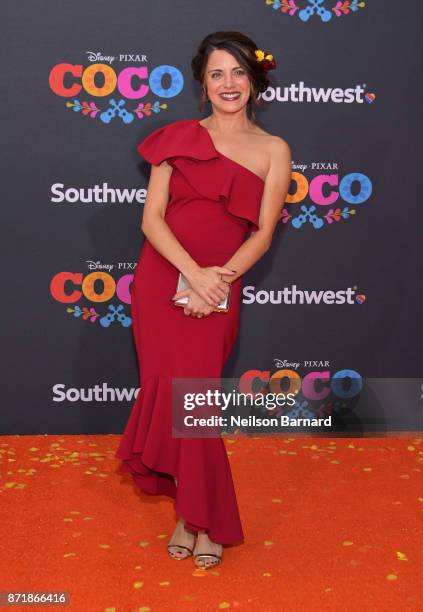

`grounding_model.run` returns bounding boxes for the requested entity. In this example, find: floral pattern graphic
[282,204,357,229]
[66,99,168,124]
[67,304,132,327]
[265,0,366,22]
